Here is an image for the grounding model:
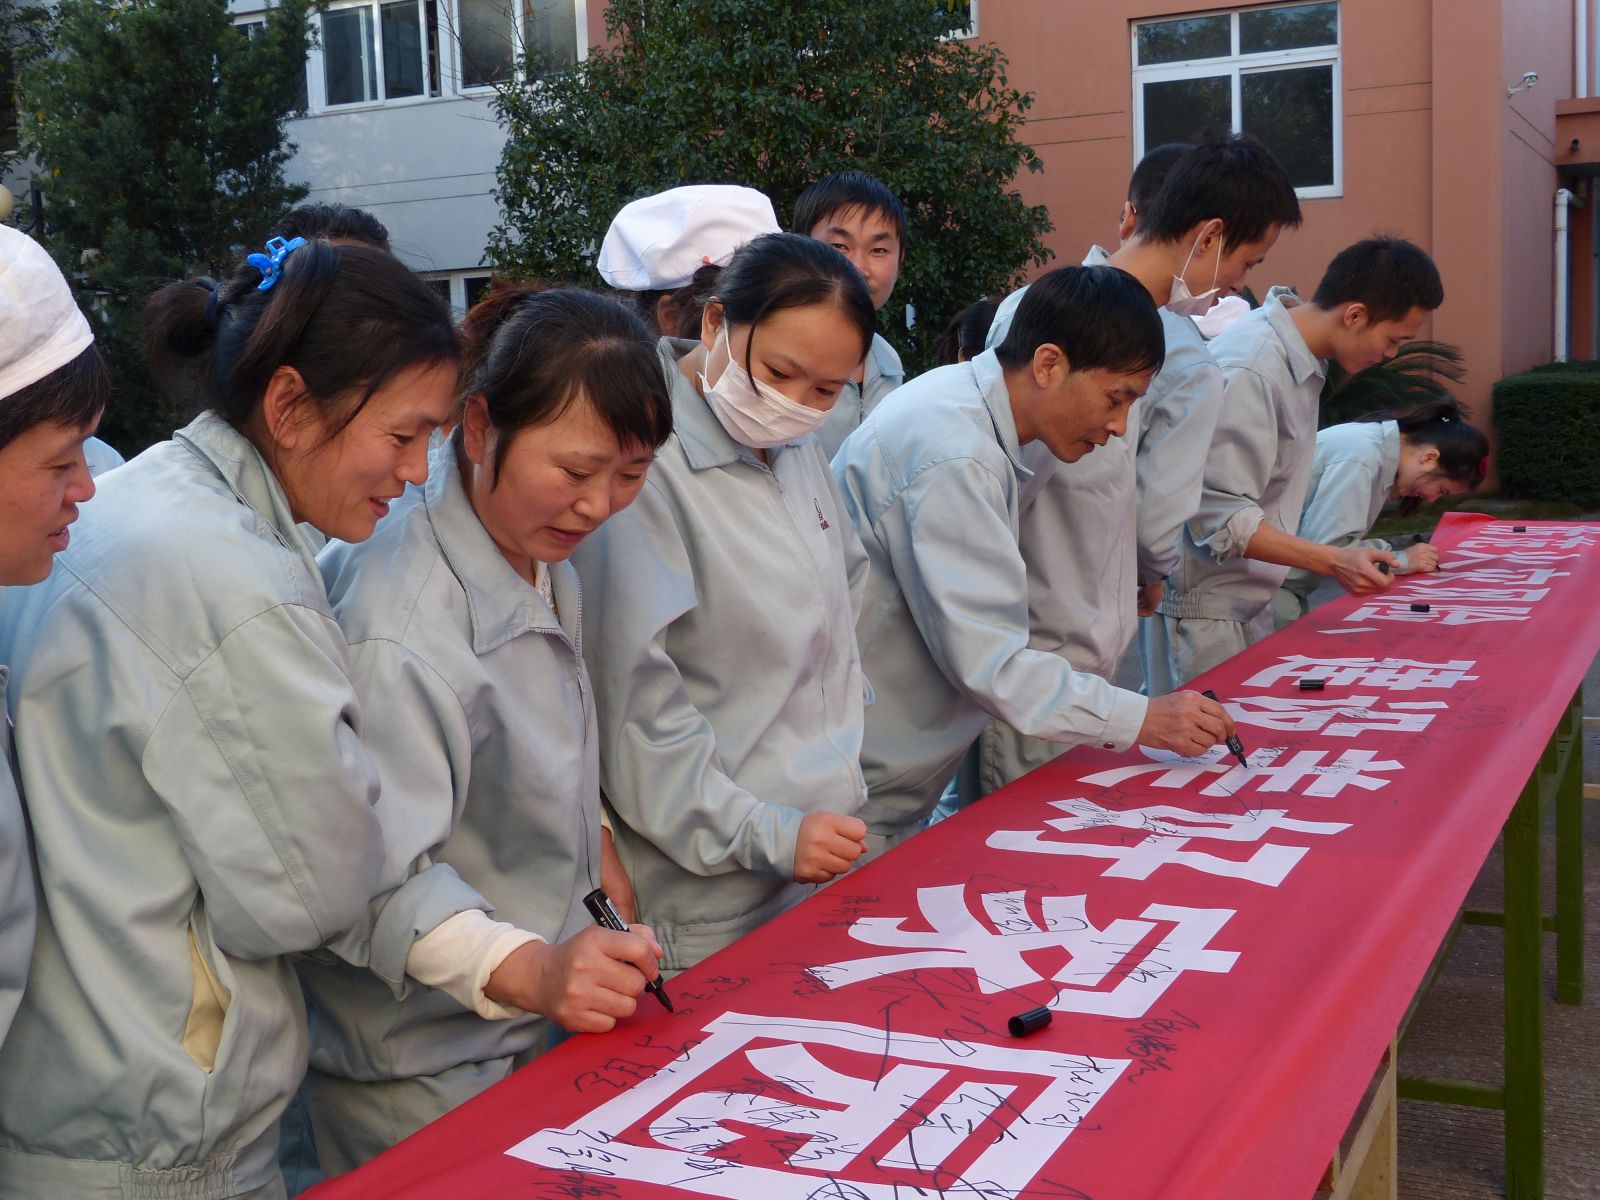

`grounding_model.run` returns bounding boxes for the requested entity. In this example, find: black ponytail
[145,239,458,437]
[1359,398,1488,489]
